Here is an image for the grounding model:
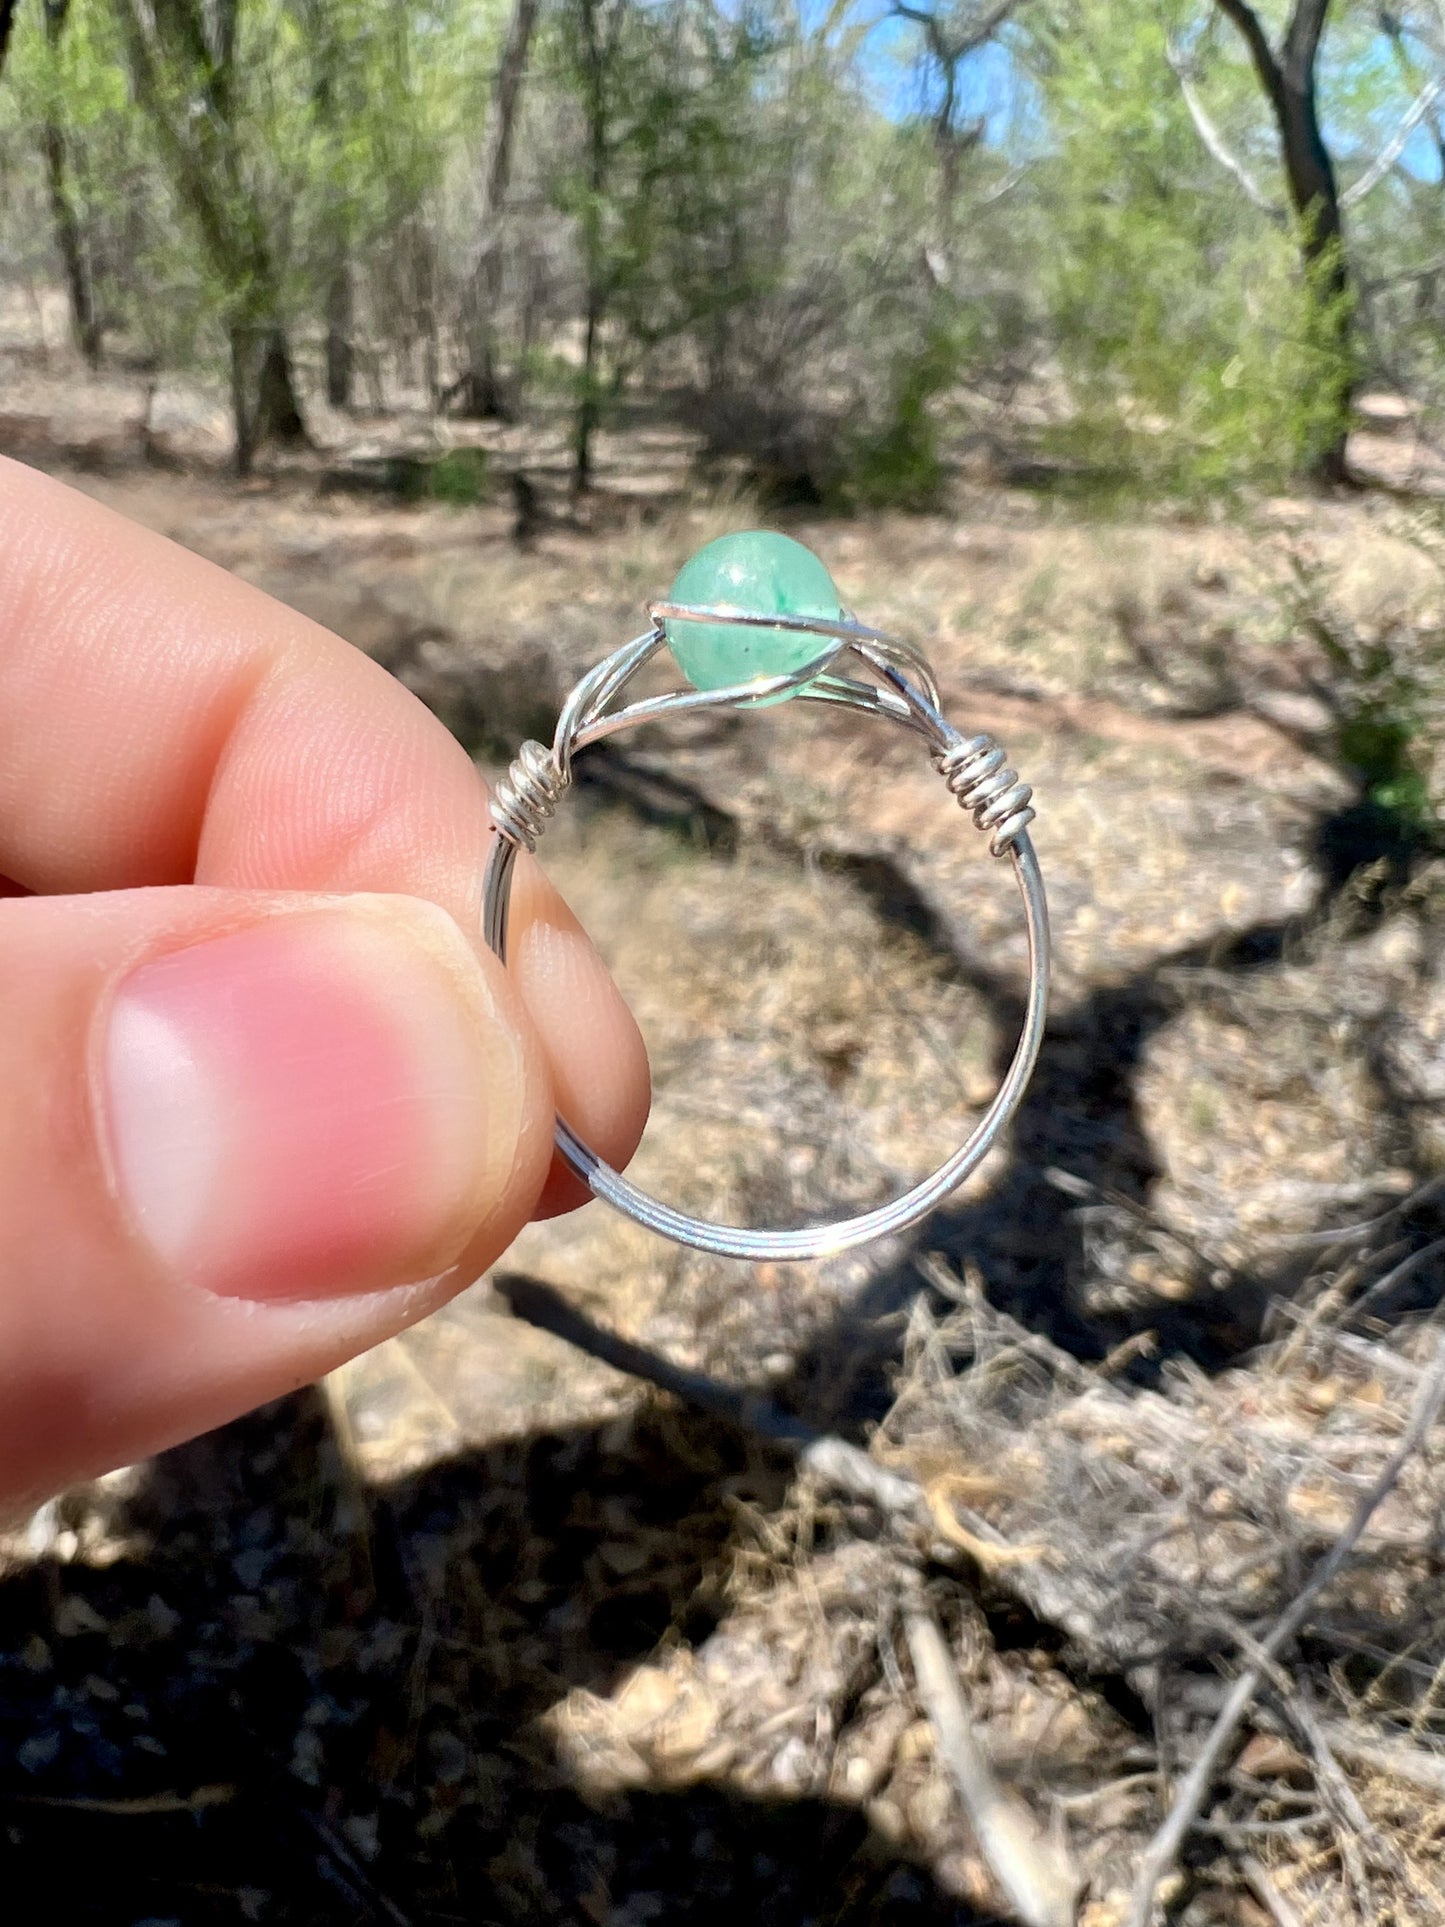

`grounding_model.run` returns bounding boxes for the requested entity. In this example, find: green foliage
[418,445,491,504]
[3,0,1445,498]
[1025,0,1354,496]
[3,0,163,346]
[838,312,958,510]
[0,0,494,453]
[1287,548,1441,848]
[1336,706,1433,829]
